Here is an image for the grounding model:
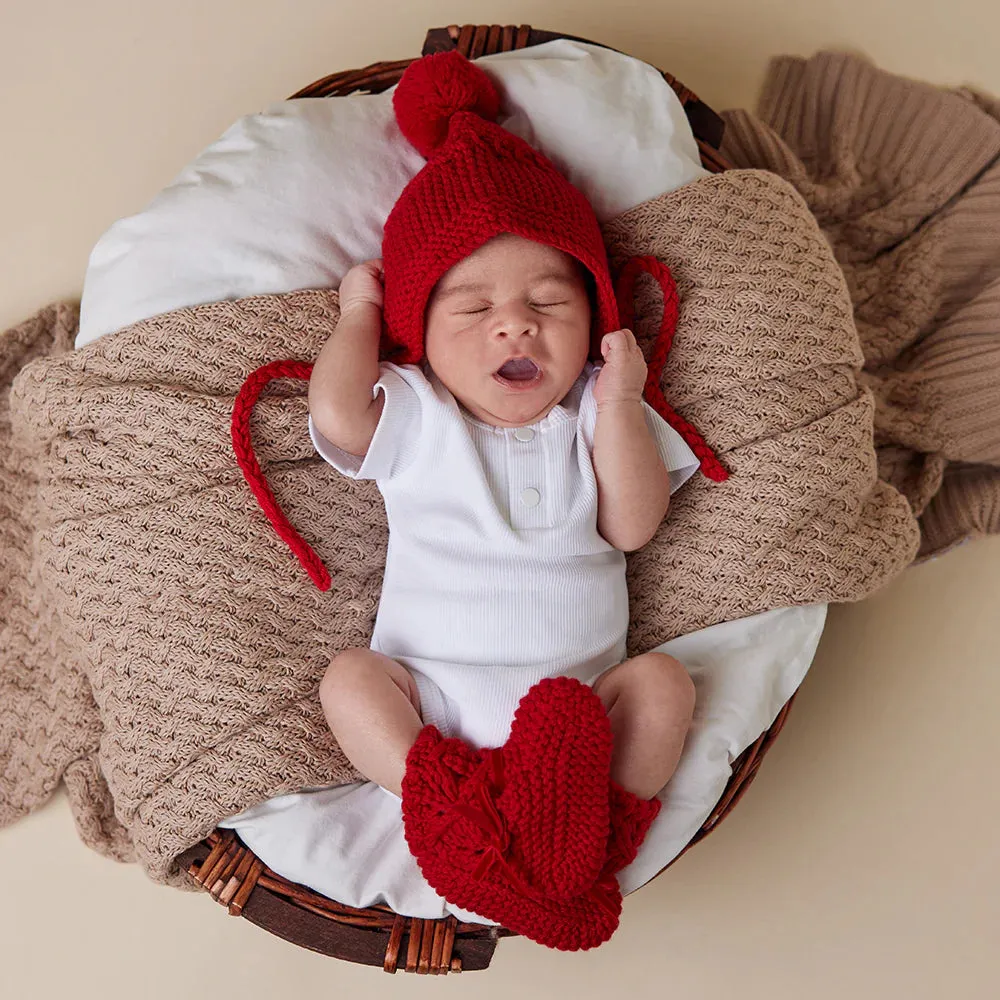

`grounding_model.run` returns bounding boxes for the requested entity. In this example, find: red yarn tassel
[231,360,332,591]
[615,256,729,482]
